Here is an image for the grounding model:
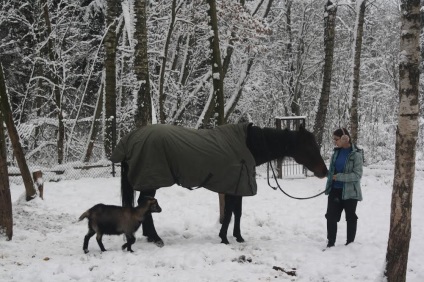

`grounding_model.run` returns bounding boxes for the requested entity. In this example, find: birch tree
[384,0,420,281]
